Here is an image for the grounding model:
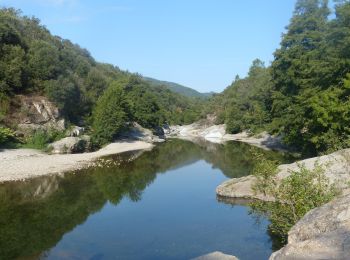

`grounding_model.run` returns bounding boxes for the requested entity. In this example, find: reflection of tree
[0,139,292,259]
[0,173,106,259]
[0,140,202,259]
[189,139,294,178]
